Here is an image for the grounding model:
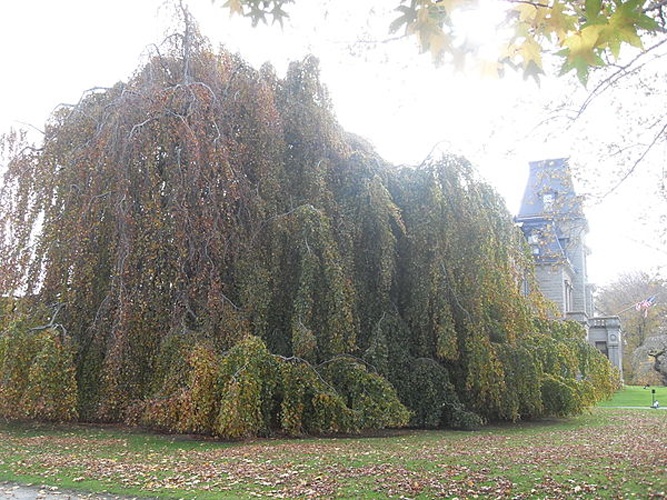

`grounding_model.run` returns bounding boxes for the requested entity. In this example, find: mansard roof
[515,158,588,266]
[516,158,586,222]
